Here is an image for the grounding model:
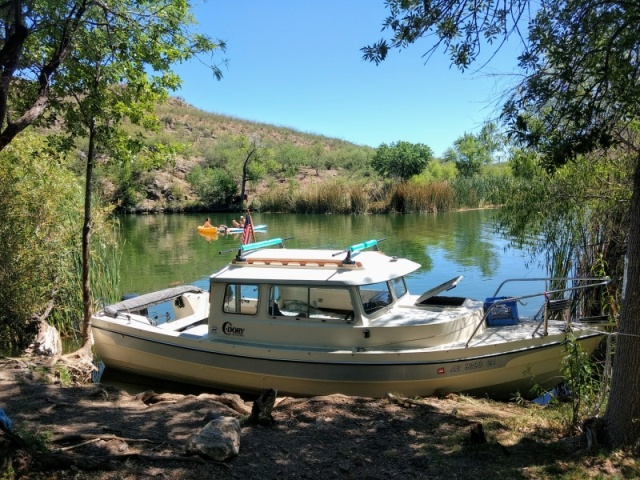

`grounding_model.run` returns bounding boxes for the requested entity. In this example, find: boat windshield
[391,277,407,299]
[360,281,393,315]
